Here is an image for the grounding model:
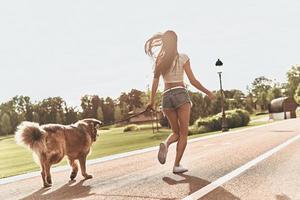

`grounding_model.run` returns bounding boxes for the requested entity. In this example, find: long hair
[144,30,178,76]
